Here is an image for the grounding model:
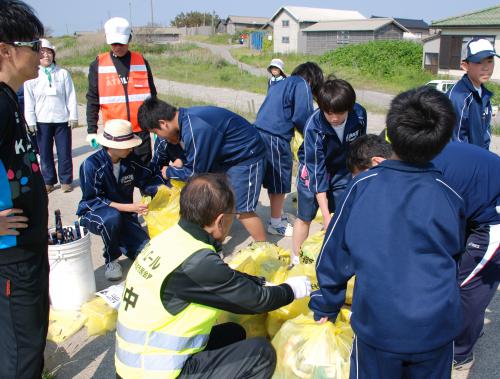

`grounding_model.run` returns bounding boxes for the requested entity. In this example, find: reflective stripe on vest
[97,52,151,132]
[117,321,209,350]
[116,344,189,371]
